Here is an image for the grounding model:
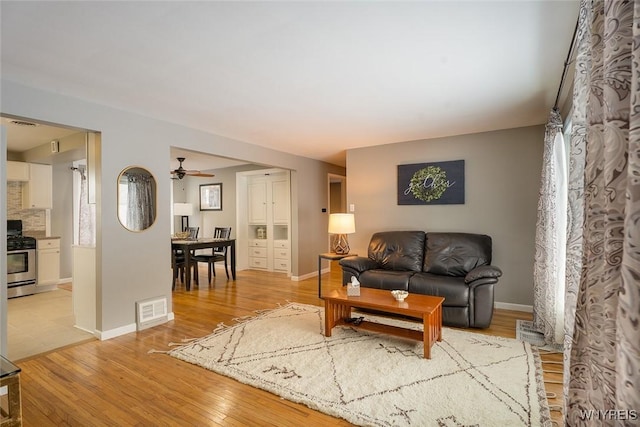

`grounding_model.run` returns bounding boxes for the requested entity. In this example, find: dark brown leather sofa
[339,231,502,328]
